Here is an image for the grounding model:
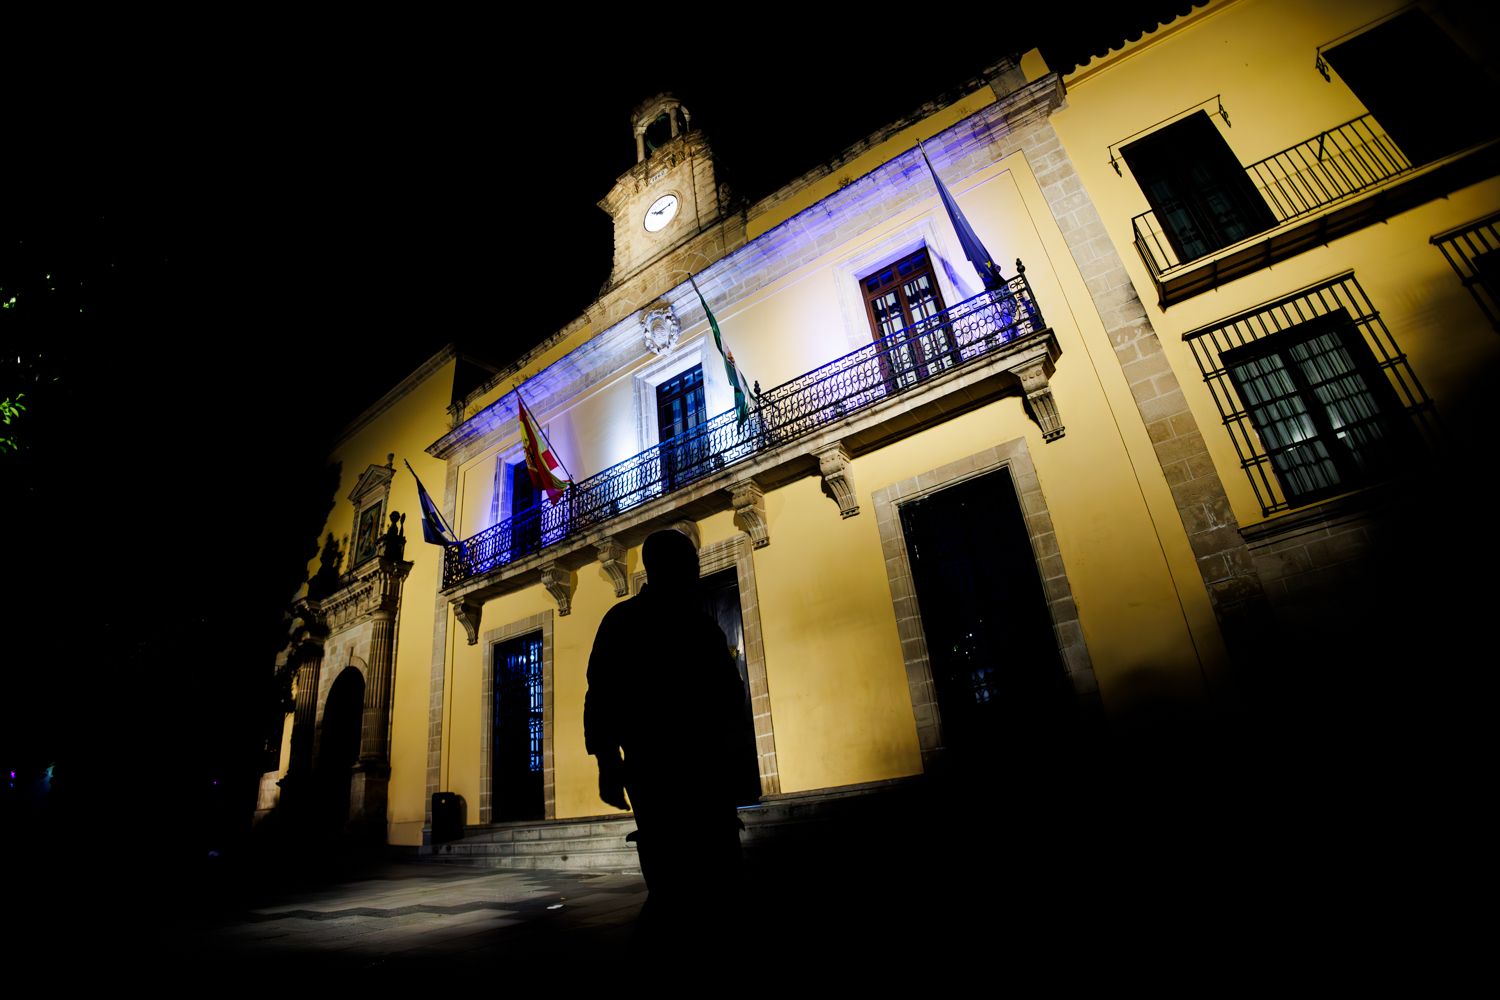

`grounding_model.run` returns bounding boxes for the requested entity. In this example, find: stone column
[278,632,324,814]
[351,558,411,838]
[359,607,397,765]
